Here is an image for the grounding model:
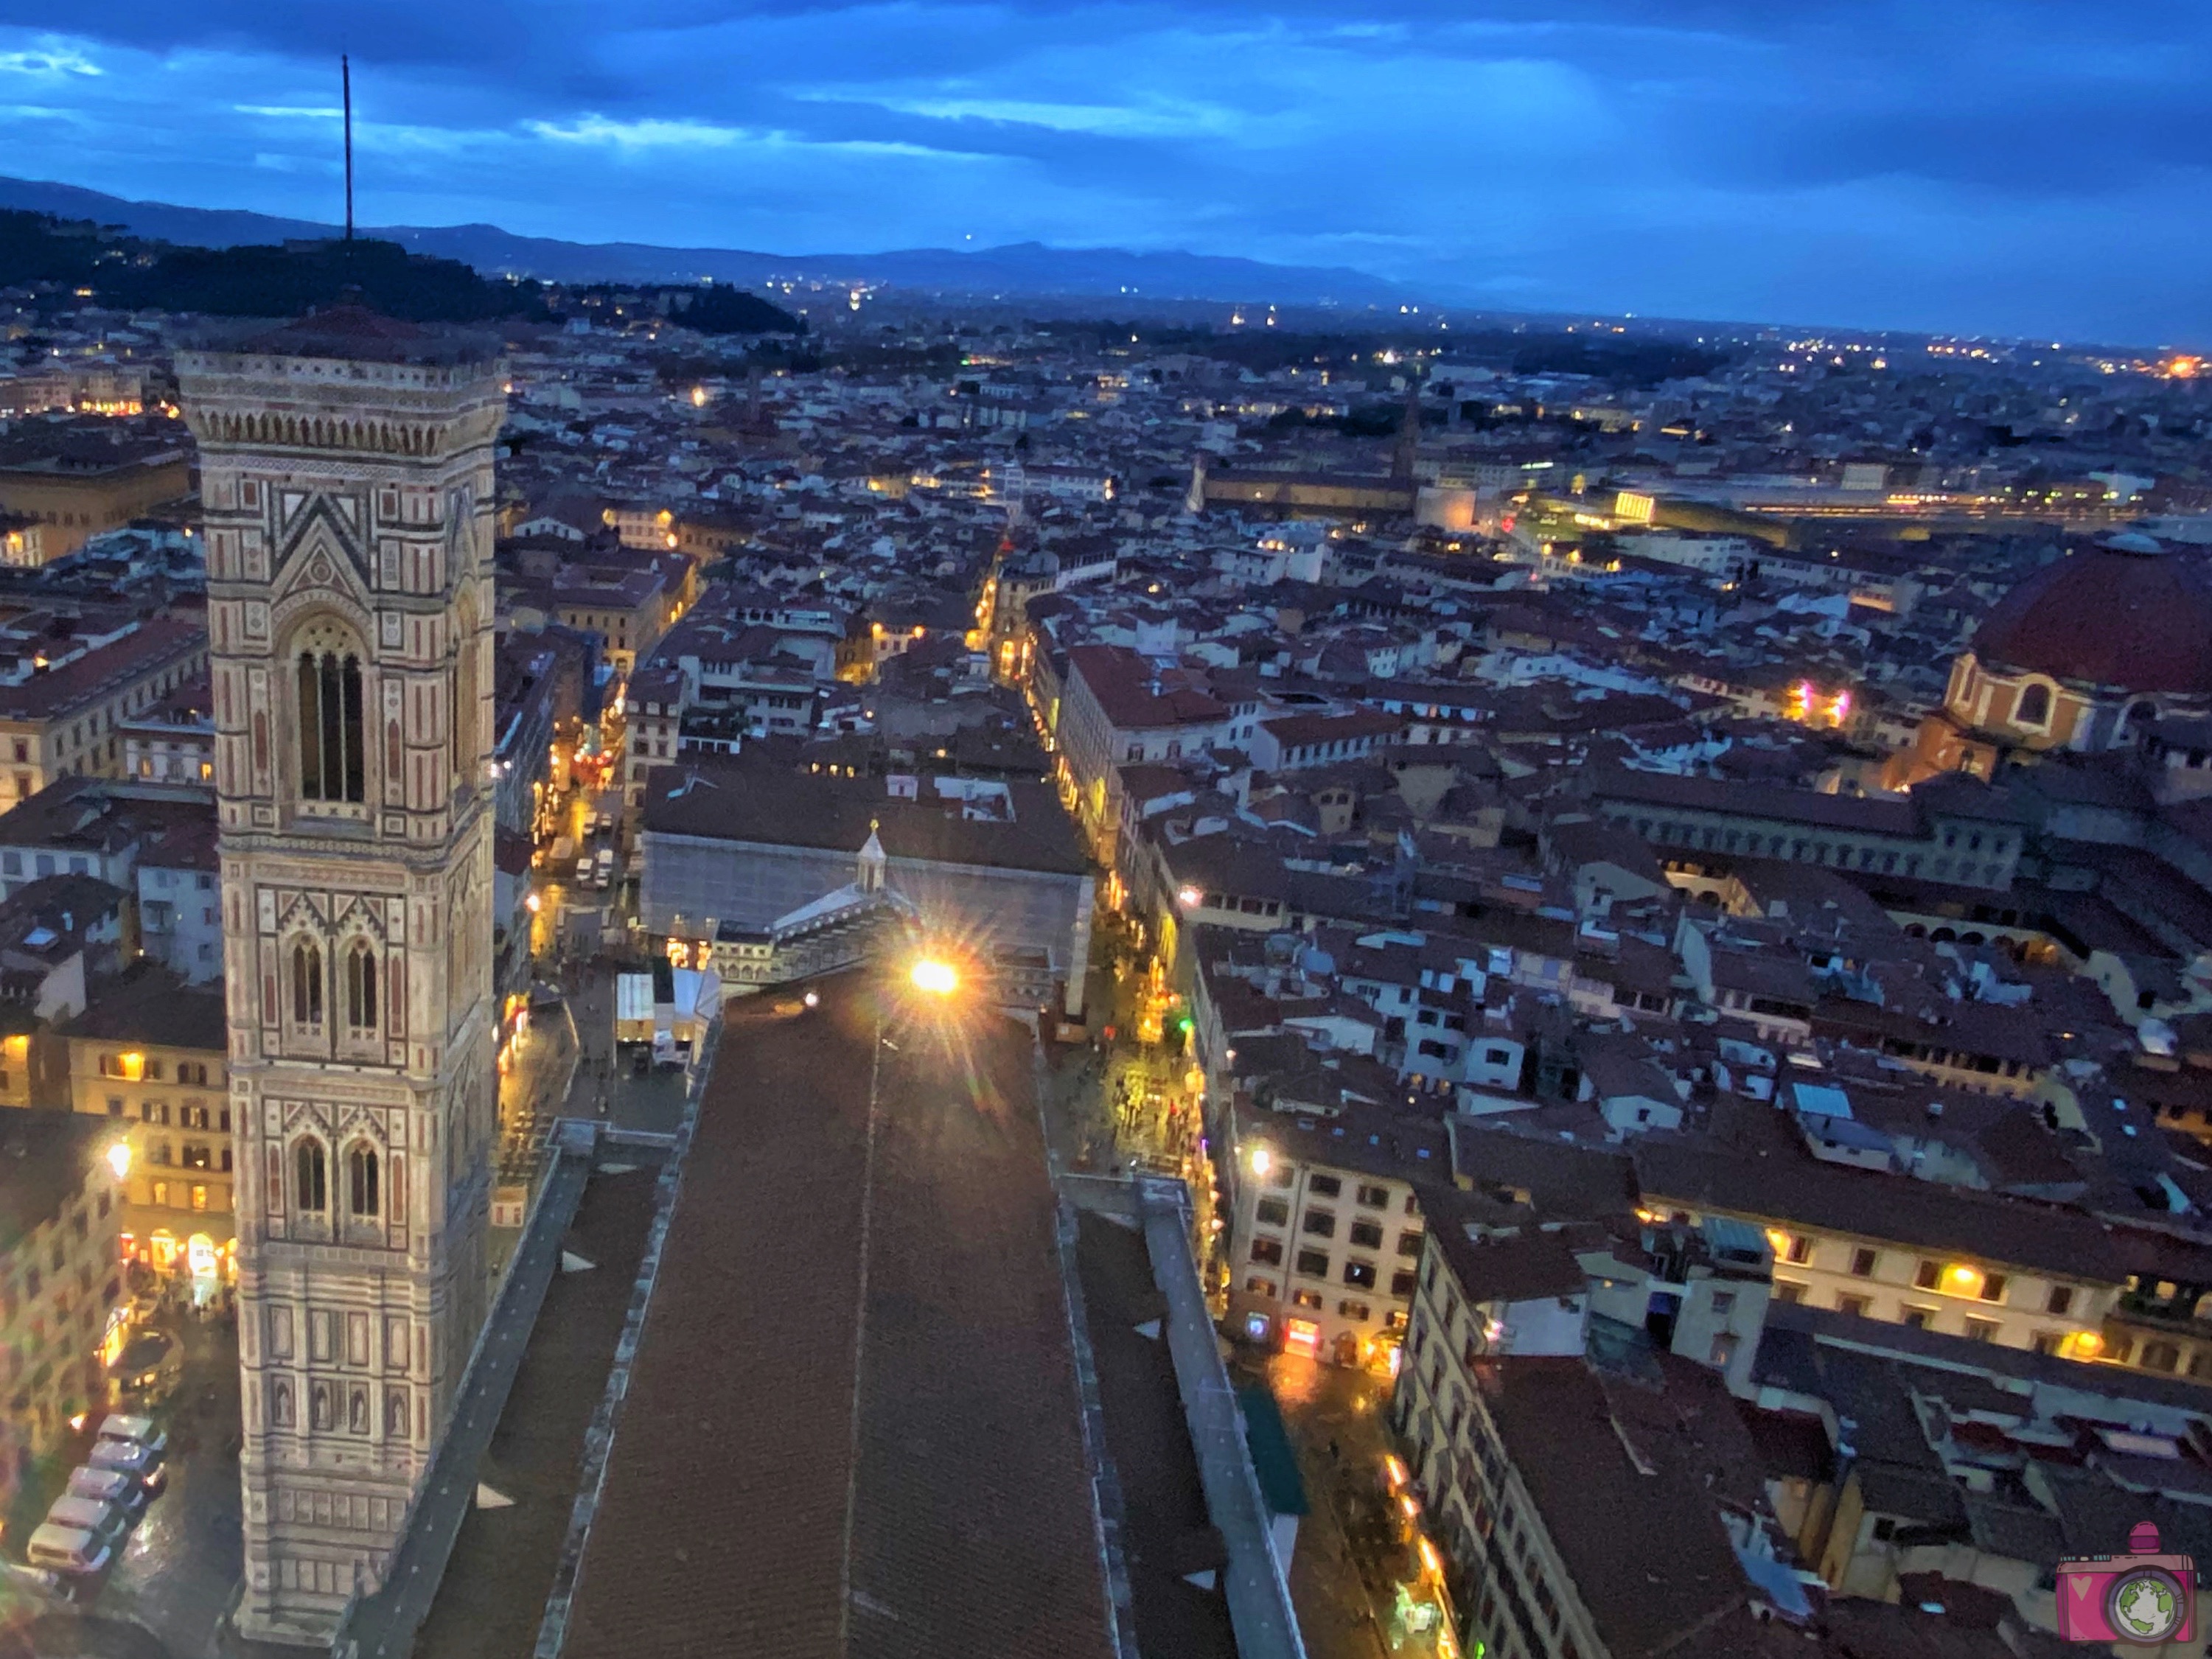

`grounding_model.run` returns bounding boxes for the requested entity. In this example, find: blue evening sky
[0,2,2207,343]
